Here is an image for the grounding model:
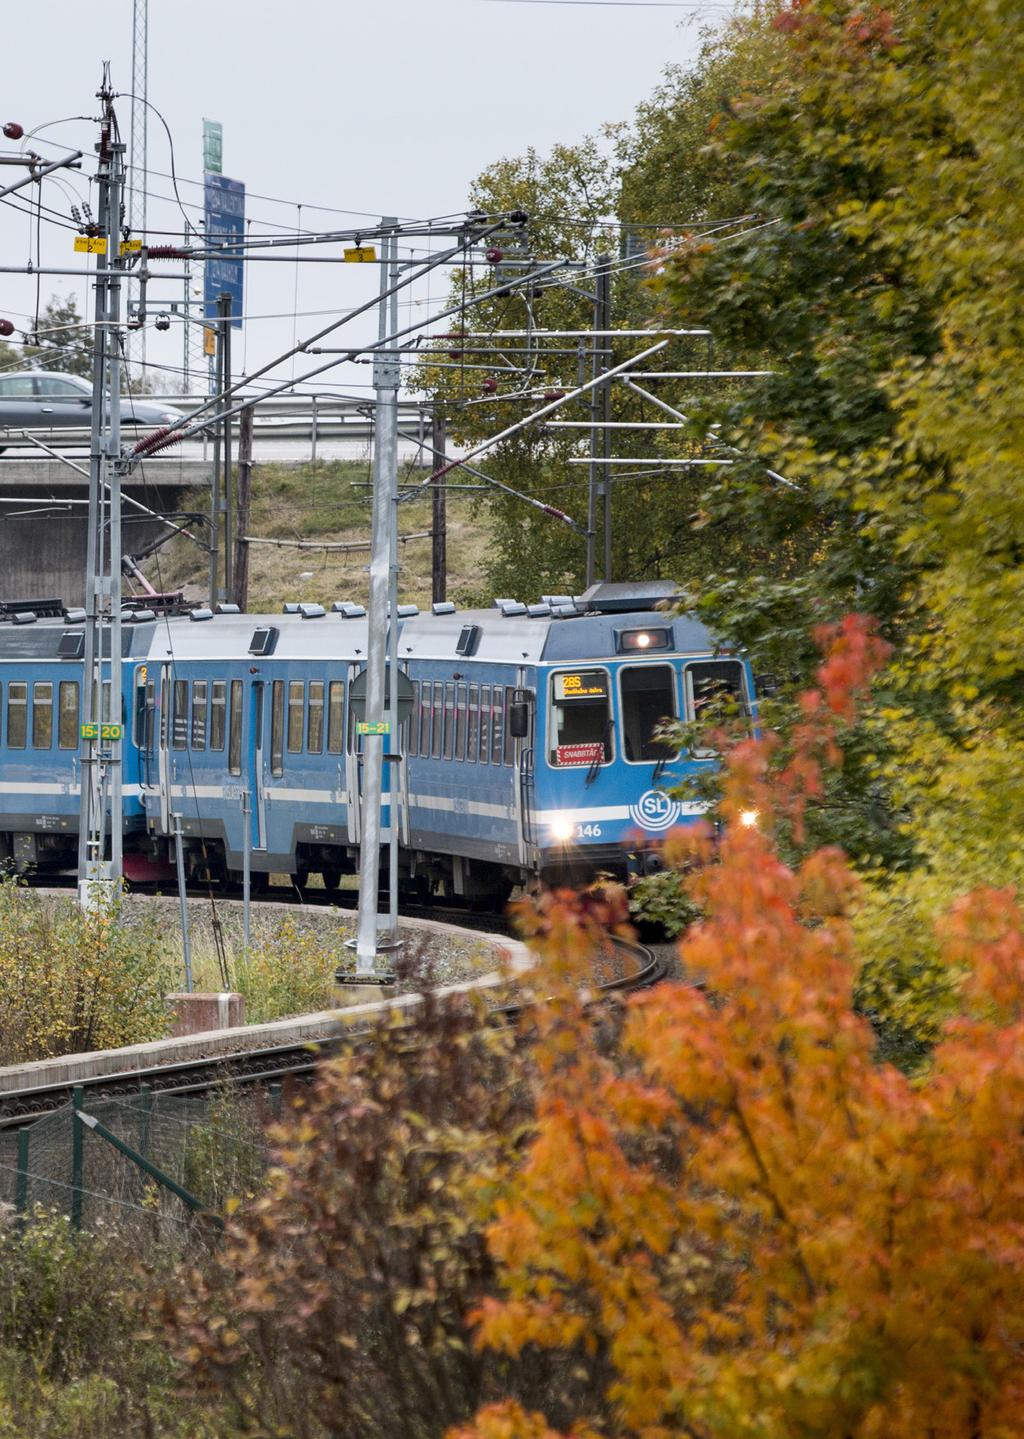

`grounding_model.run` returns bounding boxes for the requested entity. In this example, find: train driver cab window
[549,670,612,767]
[620,665,677,763]
[684,660,747,756]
